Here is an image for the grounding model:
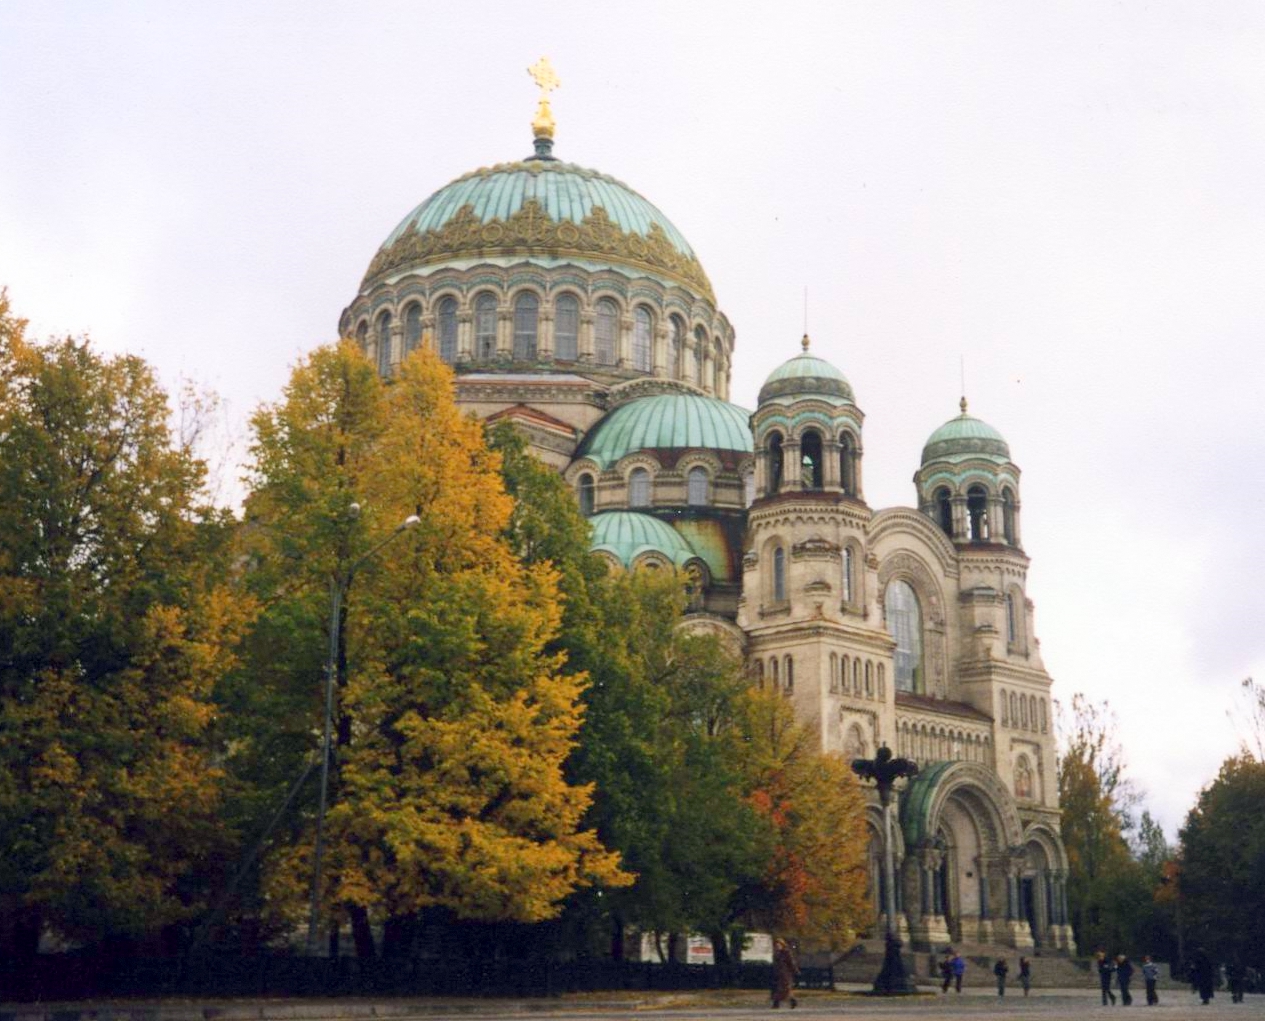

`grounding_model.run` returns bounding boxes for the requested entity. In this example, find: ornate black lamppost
[852,745,919,995]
